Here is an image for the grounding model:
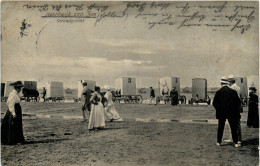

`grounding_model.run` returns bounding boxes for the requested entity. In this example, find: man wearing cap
[213,77,241,148]
[228,75,243,146]
[81,82,92,122]
[1,81,25,145]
